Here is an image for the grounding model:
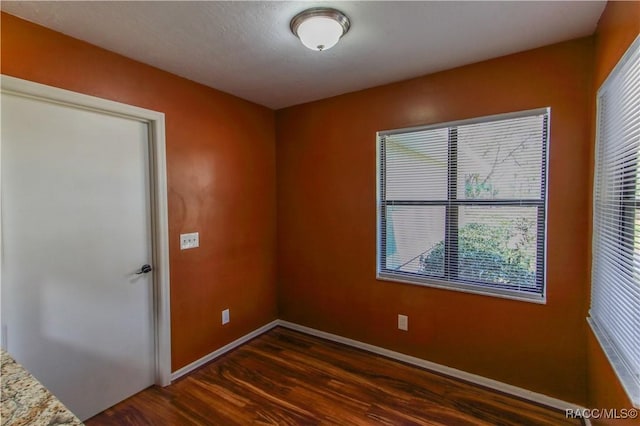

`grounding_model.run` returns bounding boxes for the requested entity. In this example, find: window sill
[588,317,640,409]
[377,272,546,304]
